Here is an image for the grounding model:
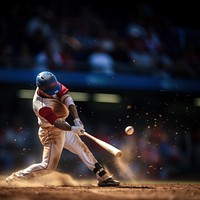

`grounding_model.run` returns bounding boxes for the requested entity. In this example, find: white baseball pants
[14,126,98,179]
